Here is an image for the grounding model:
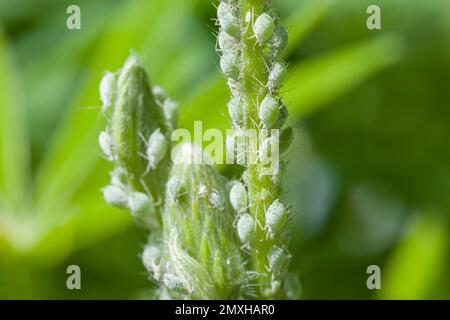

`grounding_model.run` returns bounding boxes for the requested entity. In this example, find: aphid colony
[217,0,295,298]
[98,54,174,227]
